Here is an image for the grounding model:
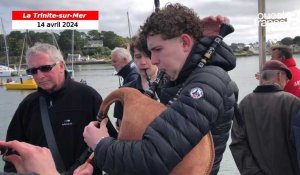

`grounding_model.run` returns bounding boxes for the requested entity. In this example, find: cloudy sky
[0,0,299,44]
